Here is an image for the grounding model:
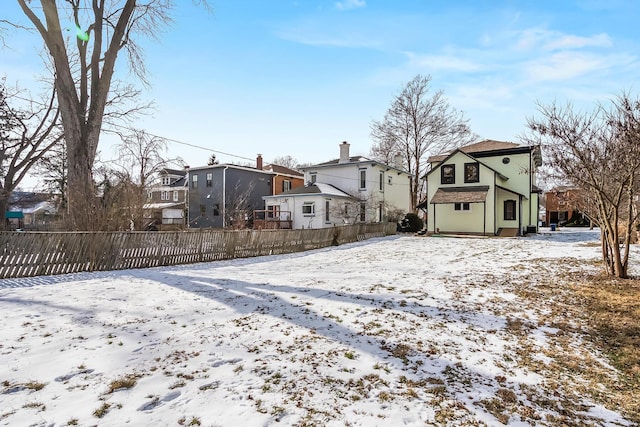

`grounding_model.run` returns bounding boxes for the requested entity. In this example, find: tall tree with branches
[524,93,640,278]
[0,79,63,230]
[15,0,206,230]
[370,75,475,211]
